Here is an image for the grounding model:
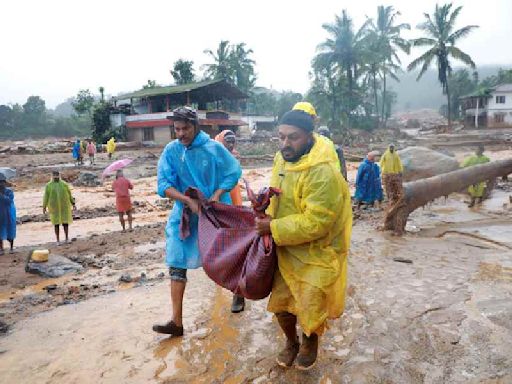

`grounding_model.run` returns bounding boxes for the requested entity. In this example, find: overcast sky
[1,0,511,108]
